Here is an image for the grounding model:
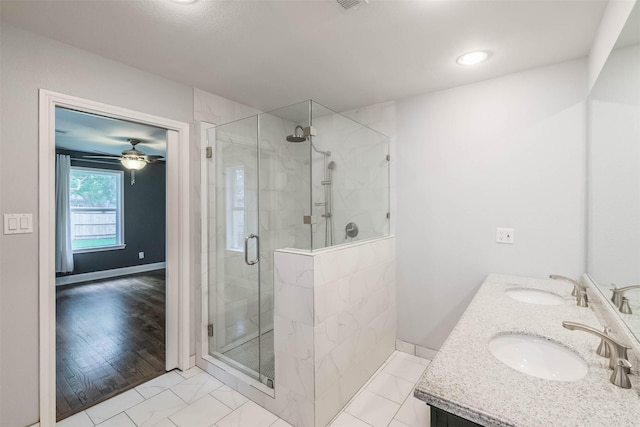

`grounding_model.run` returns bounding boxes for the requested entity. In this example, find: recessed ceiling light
[456,51,491,66]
